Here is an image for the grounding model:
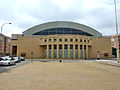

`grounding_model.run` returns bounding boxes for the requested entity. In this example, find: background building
[11,21,112,59]
[0,33,11,56]
[112,35,120,49]
[112,35,120,57]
